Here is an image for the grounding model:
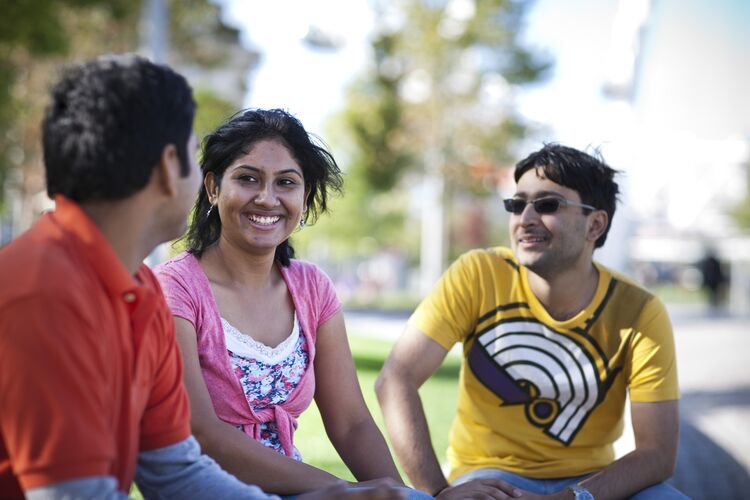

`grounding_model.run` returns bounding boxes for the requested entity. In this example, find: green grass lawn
[131,332,461,497]
[295,334,461,482]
